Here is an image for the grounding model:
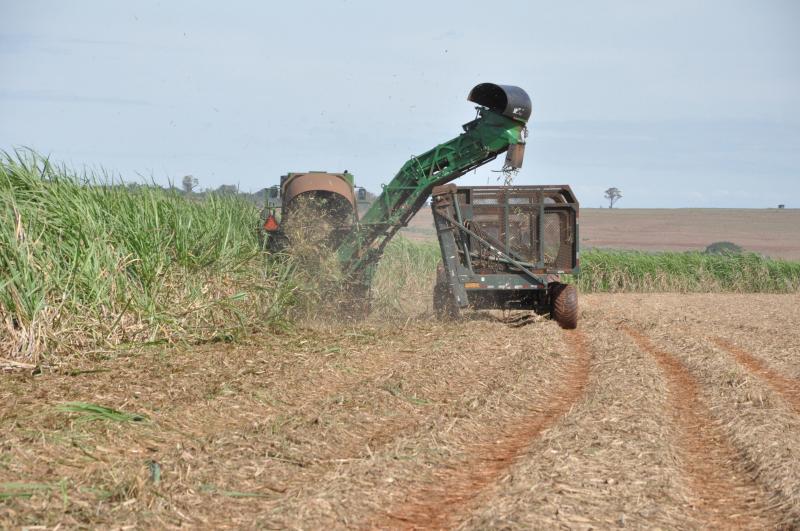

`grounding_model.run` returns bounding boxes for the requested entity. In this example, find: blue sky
[1,0,798,207]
